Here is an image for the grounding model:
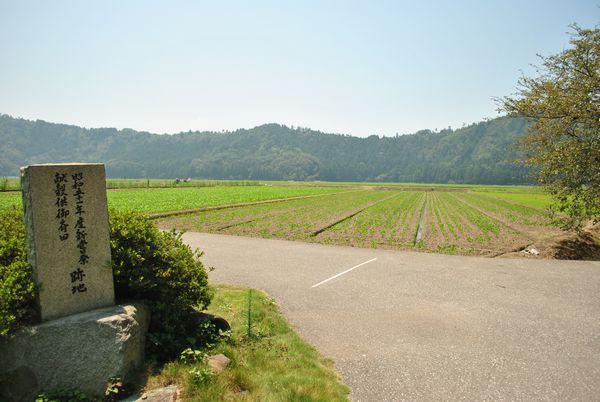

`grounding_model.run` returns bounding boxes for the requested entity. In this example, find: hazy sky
[0,1,597,137]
